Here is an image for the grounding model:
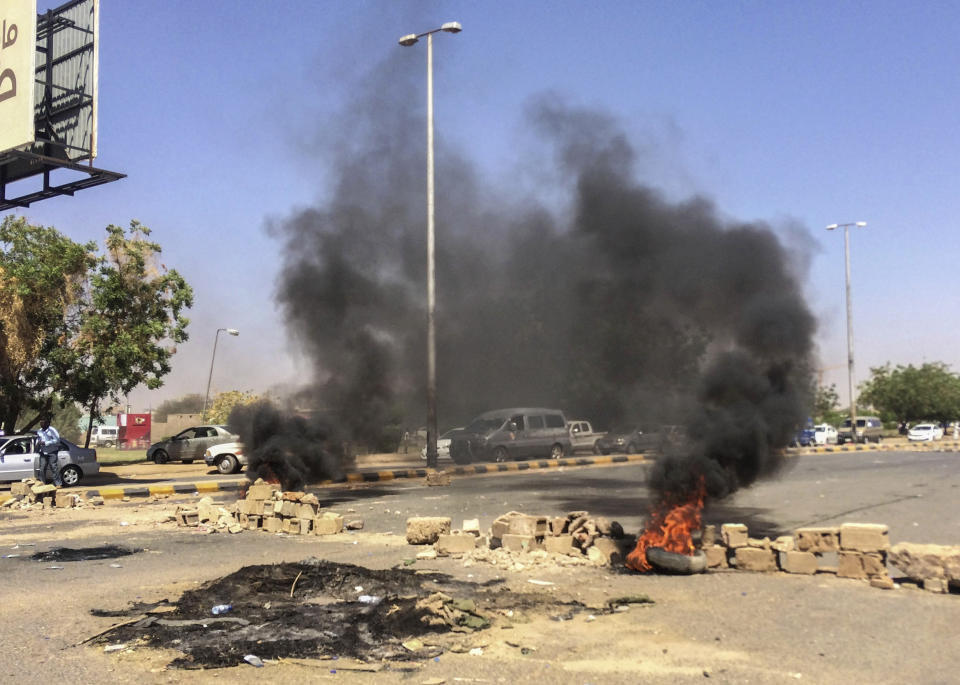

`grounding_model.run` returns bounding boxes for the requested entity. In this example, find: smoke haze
[270,59,816,502]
